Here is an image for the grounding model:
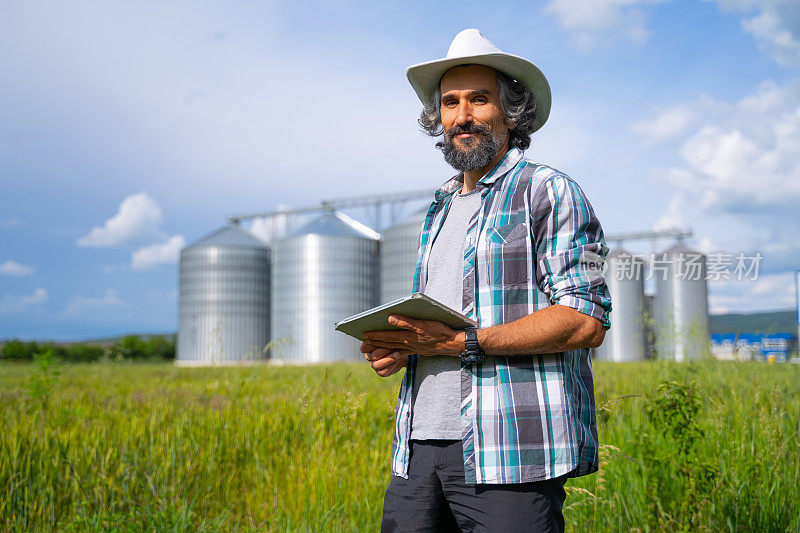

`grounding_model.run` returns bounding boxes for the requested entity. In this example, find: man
[362,29,611,532]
